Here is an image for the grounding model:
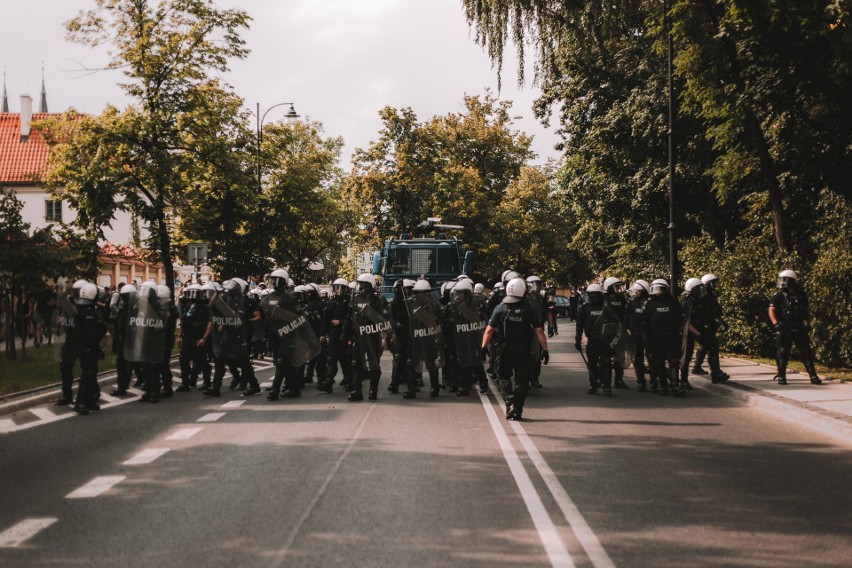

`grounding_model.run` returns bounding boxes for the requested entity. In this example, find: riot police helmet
[474,283,485,295]
[413,279,432,295]
[453,278,473,302]
[586,282,604,303]
[231,277,249,295]
[503,278,527,303]
[501,270,520,286]
[701,273,719,292]
[223,279,243,298]
[356,273,376,292]
[650,278,669,296]
[201,282,217,300]
[269,269,289,290]
[184,284,202,300]
[156,285,171,300]
[777,269,798,290]
[630,280,650,296]
[70,279,89,301]
[603,277,625,294]
[119,283,137,296]
[332,277,349,296]
[525,275,542,295]
[684,278,703,295]
[76,283,99,306]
